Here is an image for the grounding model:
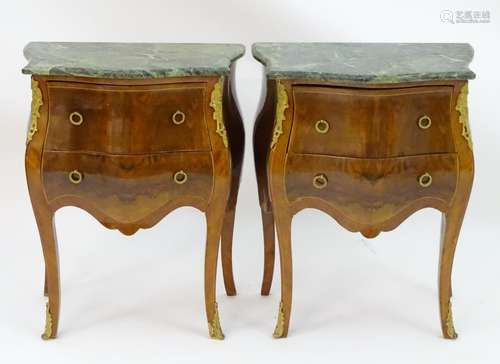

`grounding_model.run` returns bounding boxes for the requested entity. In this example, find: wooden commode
[23,42,245,339]
[253,43,475,338]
